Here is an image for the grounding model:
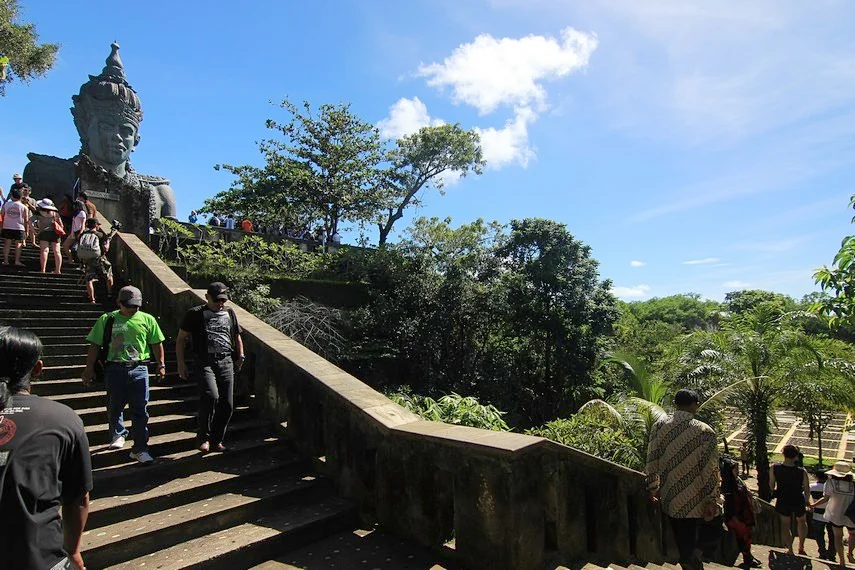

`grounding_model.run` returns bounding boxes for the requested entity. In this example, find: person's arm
[82,344,100,385]
[645,421,662,501]
[234,333,245,372]
[803,470,812,507]
[62,492,89,569]
[769,464,777,494]
[176,329,190,380]
[152,342,166,380]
